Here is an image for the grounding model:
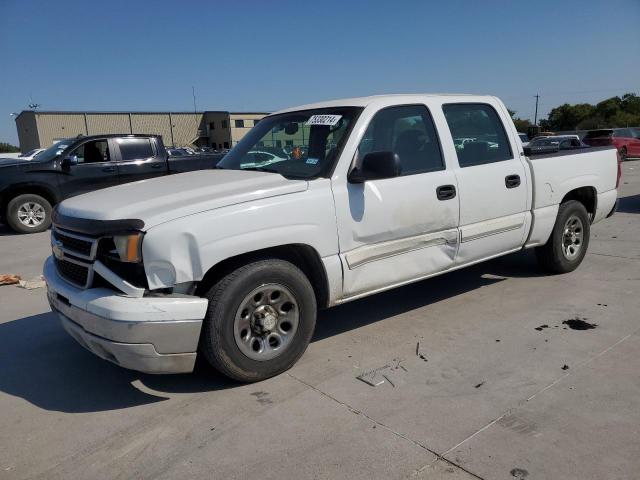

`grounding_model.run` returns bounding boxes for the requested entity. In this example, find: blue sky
[0,0,638,145]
